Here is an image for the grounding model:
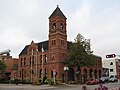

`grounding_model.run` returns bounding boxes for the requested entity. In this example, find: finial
[57,5,59,7]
